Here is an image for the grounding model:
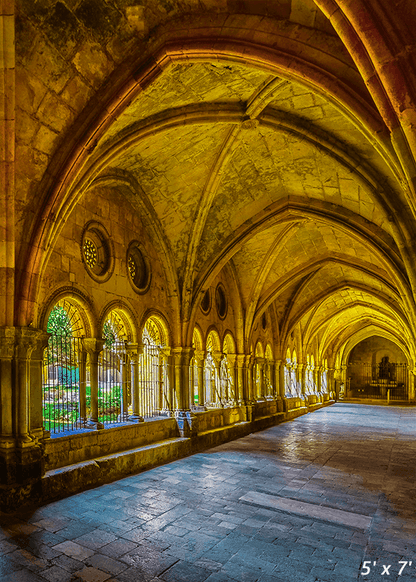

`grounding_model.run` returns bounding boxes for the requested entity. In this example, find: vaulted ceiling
[15,0,416,360]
